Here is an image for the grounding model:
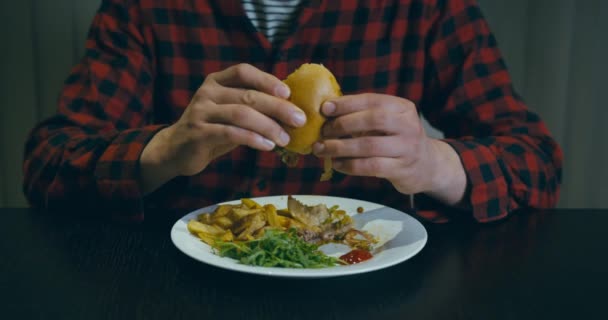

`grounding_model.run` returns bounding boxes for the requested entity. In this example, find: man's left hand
[312,93,467,206]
